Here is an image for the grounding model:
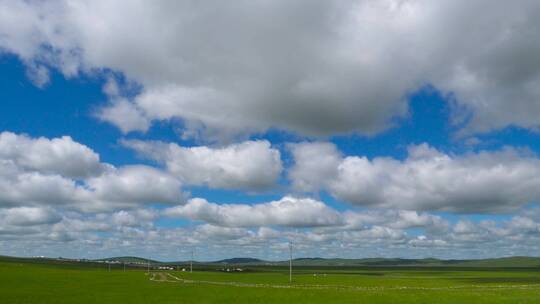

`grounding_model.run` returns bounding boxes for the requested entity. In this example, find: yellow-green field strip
[148,272,540,291]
